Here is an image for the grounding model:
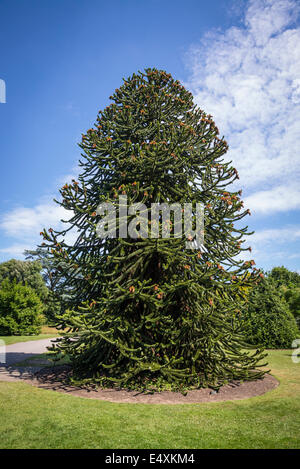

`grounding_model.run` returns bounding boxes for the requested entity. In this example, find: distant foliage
[25,249,64,323]
[268,266,300,288]
[268,266,300,327]
[0,258,57,322]
[242,278,299,348]
[0,259,47,294]
[284,288,300,325]
[0,279,44,335]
